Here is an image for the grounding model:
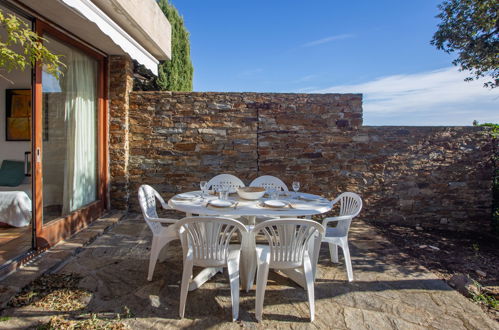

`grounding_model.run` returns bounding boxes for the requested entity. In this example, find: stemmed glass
[292,181,300,196]
[200,181,208,198]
